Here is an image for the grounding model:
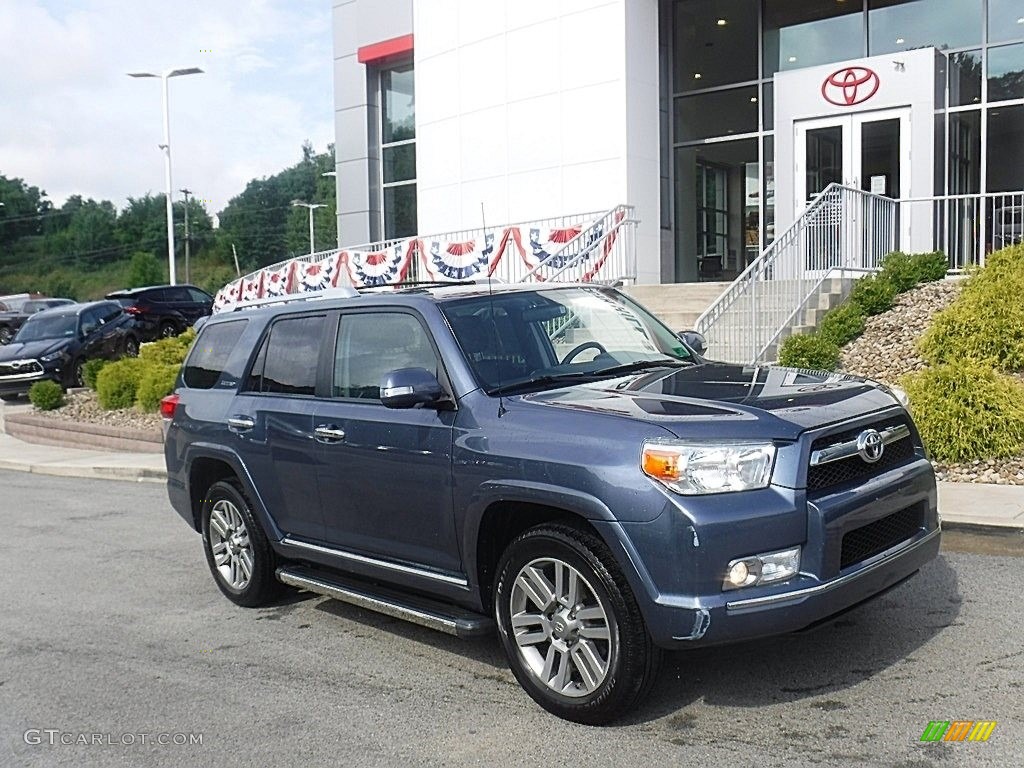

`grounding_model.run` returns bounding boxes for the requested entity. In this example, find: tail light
[124,305,143,315]
[160,394,179,420]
